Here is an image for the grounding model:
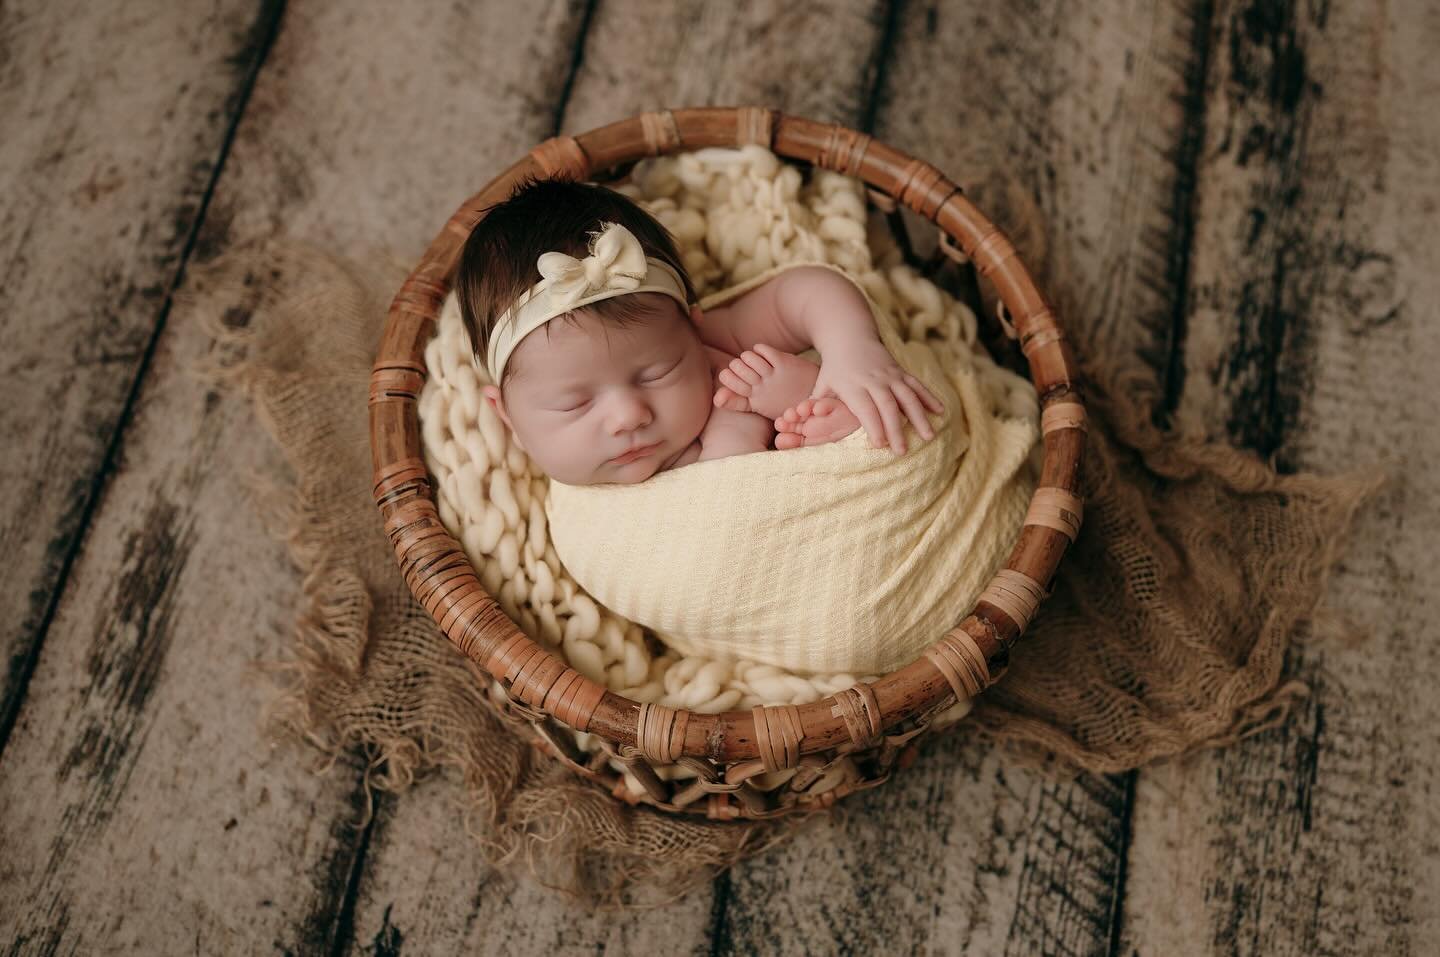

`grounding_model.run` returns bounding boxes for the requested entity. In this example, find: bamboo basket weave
[369,107,1086,820]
